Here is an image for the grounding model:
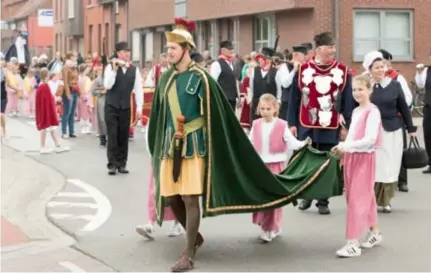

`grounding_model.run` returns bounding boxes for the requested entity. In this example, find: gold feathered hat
[165,18,197,49]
